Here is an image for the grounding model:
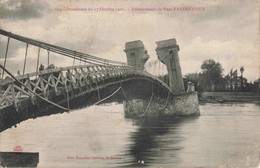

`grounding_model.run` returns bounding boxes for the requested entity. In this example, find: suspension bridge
[0,29,199,132]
